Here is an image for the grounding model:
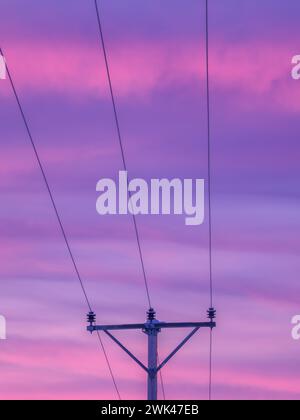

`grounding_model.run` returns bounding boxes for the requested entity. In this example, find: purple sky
[0,0,300,400]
